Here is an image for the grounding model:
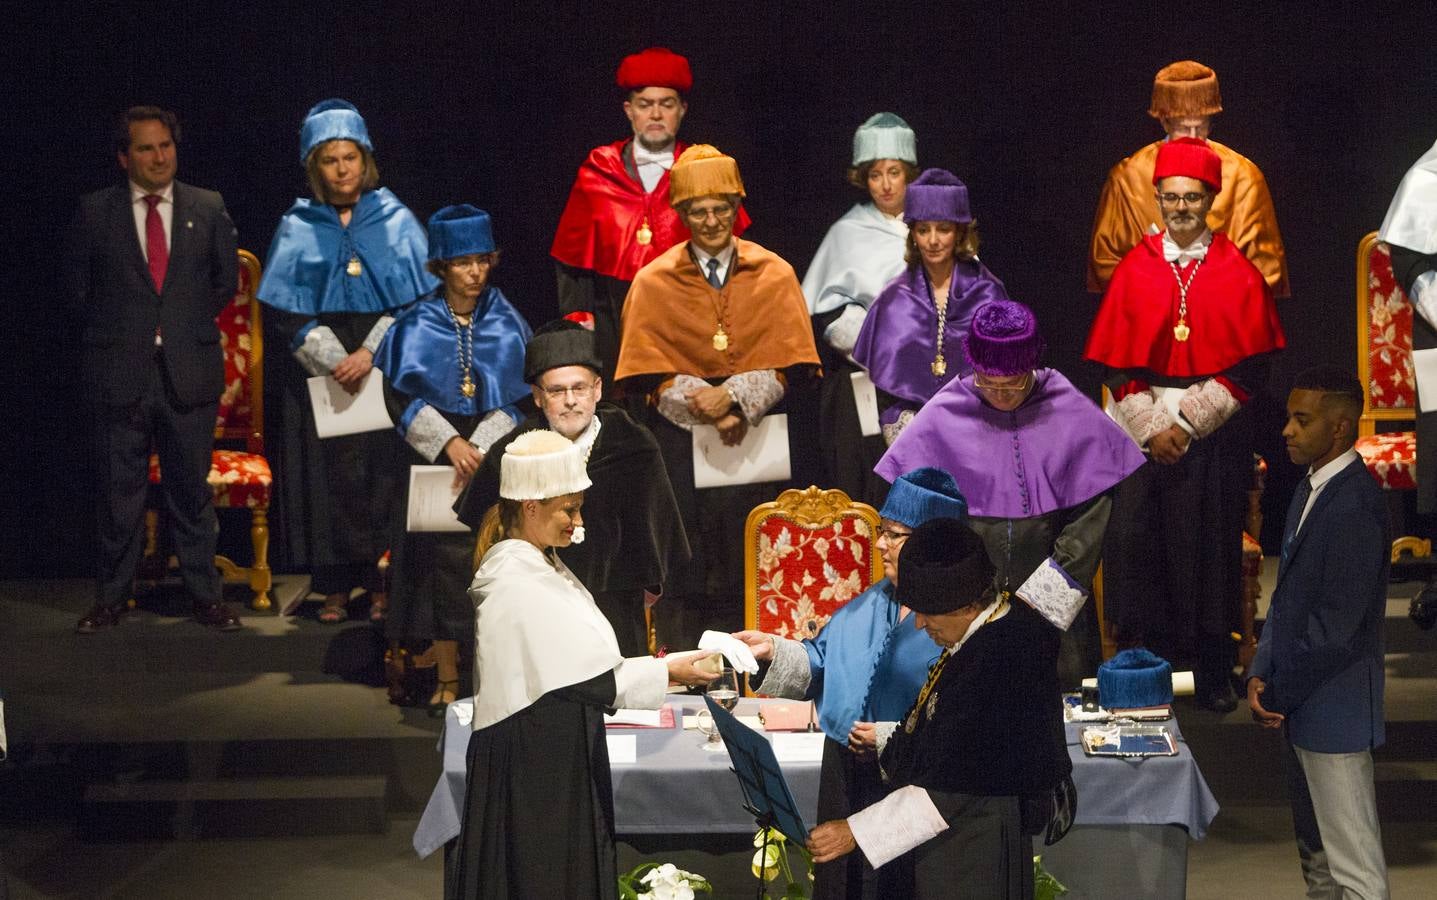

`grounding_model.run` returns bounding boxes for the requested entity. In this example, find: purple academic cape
[875,368,1146,518]
[851,261,1009,406]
